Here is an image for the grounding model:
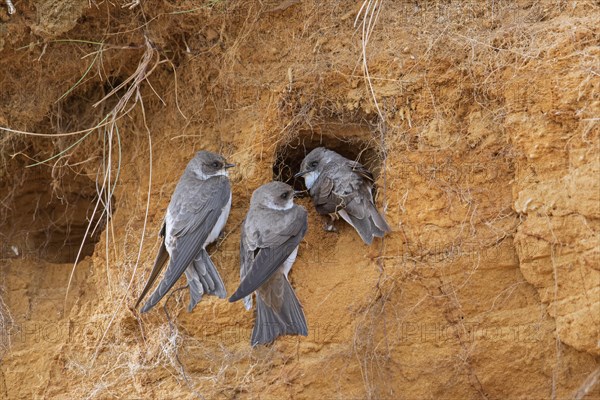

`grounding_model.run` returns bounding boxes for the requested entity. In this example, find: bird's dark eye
[212,161,220,168]
[280,192,289,200]
[310,161,318,168]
